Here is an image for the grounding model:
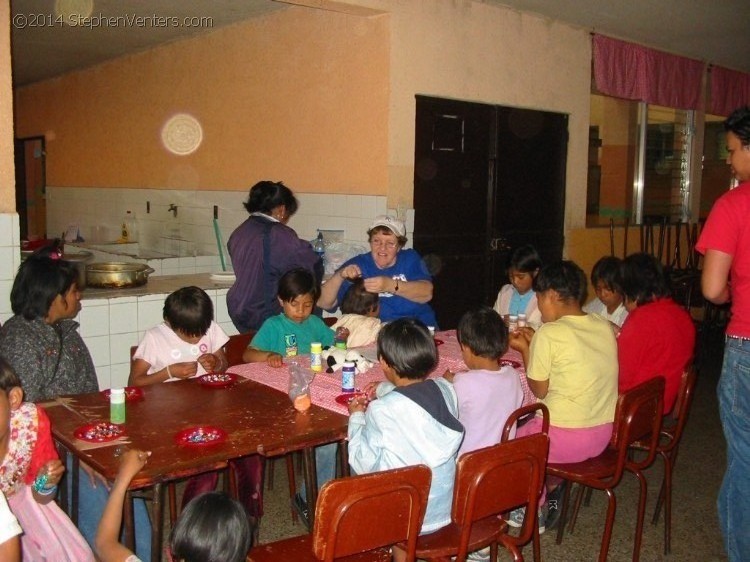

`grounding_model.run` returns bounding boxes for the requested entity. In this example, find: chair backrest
[224,331,256,367]
[323,316,338,327]
[451,433,549,559]
[501,403,550,442]
[611,377,665,476]
[311,464,431,562]
[662,367,697,452]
